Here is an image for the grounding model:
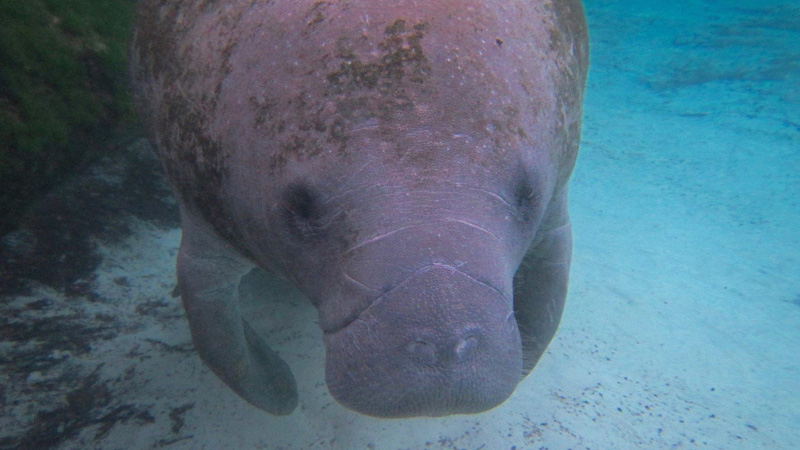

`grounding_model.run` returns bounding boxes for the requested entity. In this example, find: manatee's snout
[323,265,522,418]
